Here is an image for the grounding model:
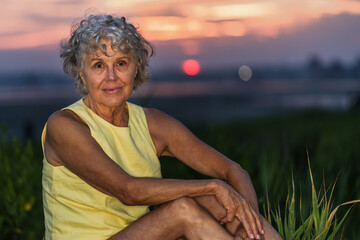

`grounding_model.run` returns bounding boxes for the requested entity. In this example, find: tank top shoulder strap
[62,99,104,132]
[62,99,89,122]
